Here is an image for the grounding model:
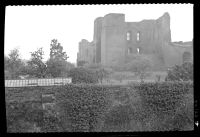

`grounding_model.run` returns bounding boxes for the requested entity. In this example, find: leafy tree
[46,59,69,78]
[68,67,98,84]
[26,48,47,78]
[84,63,113,84]
[4,48,25,79]
[46,39,70,78]
[49,39,69,61]
[124,55,152,82]
[165,62,193,81]
[95,68,111,84]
